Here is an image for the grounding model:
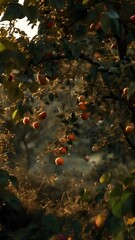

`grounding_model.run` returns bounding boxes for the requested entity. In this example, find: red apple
[23,117,30,125]
[130,15,135,24]
[32,122,40,129]
[38,111,47,120]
